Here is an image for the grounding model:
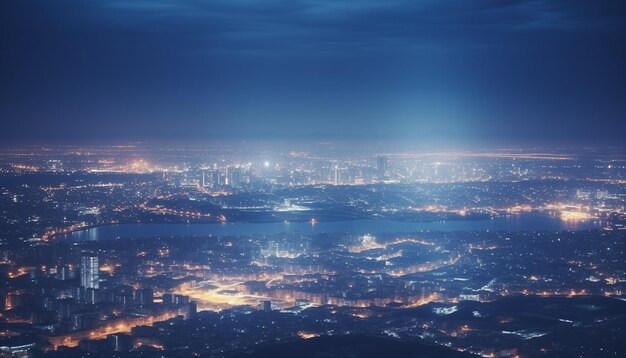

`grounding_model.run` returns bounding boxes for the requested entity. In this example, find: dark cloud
[1,0,625,145]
